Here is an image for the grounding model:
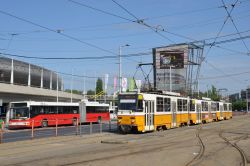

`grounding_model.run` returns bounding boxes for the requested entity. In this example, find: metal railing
[0,119,117,144]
